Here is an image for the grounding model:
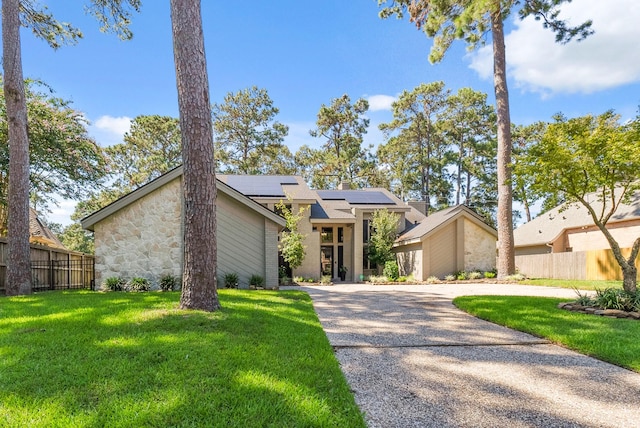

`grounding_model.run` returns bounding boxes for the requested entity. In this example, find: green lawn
[454,295,640,372]
[0,290,365,428]
[519,278,622,291]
